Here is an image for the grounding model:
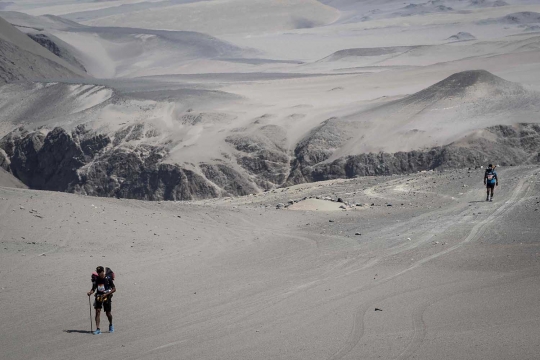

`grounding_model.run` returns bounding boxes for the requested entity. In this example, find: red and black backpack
[91,267,115,284]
